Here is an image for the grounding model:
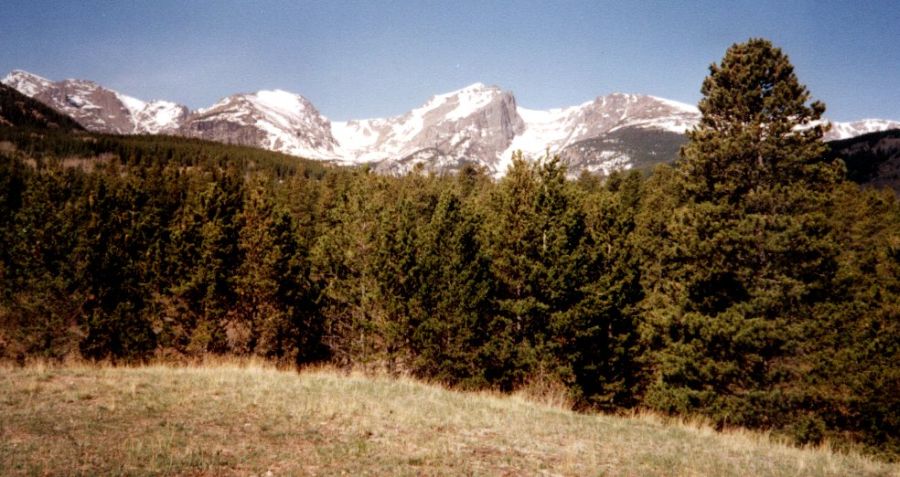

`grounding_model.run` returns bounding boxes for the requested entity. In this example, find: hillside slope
[0,364,895,476]
[828,129,900,193]
[0,83,83,131]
